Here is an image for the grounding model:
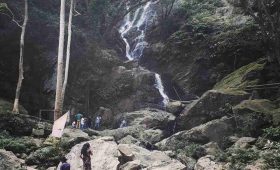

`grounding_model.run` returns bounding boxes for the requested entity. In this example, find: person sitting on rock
[60,156,70,170]
[75,112,83,129]
[80,143,93,170]
[94,115,102,130]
